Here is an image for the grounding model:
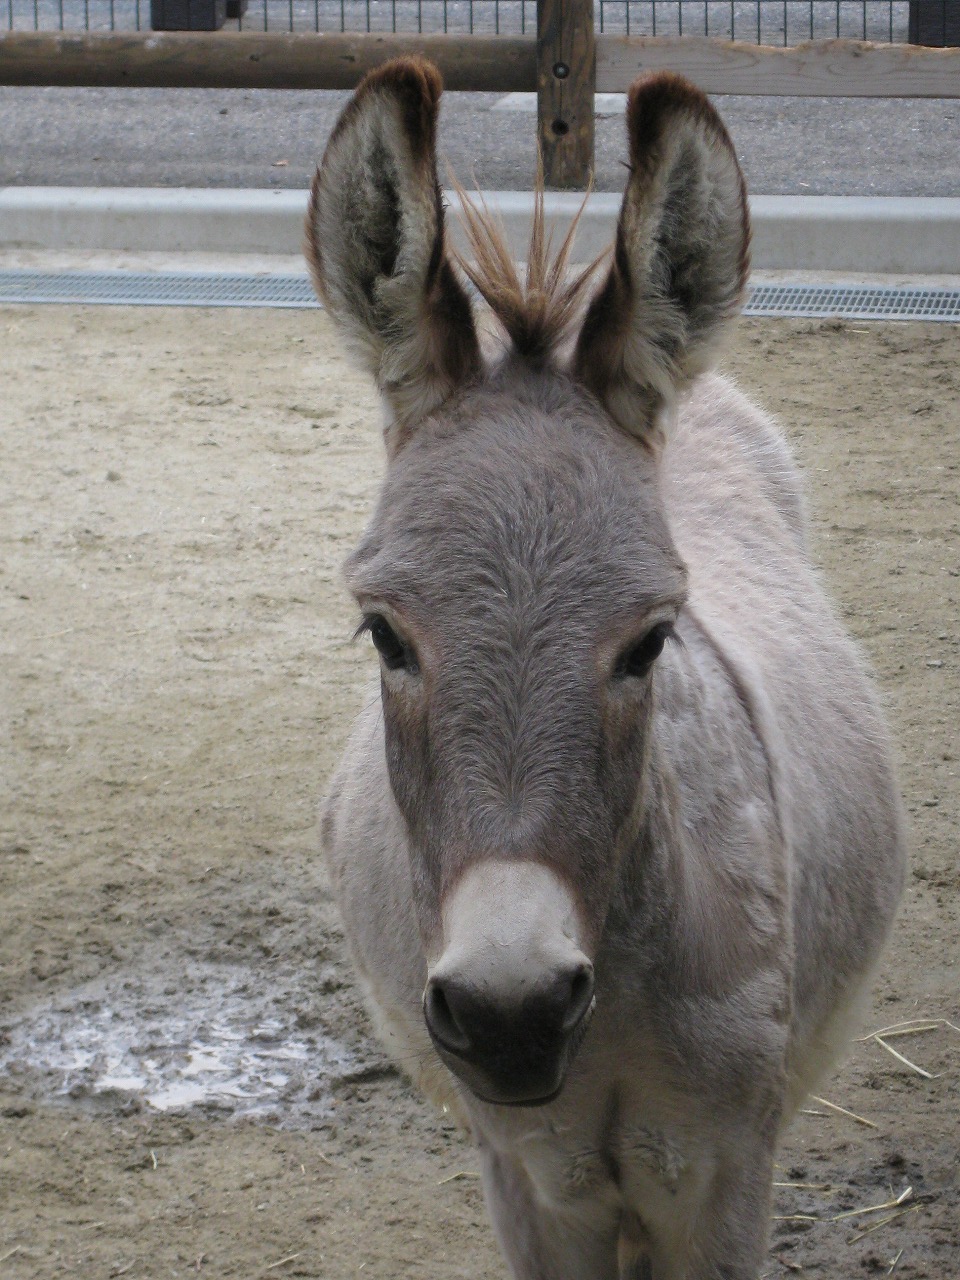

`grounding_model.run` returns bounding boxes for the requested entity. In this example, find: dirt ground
[0,304,957,1279]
